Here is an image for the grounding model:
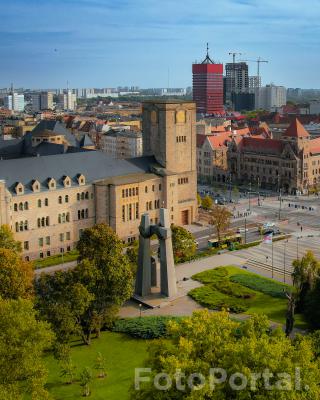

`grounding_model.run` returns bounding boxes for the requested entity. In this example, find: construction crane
[240,57,268,82]
[228,52,243,64]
